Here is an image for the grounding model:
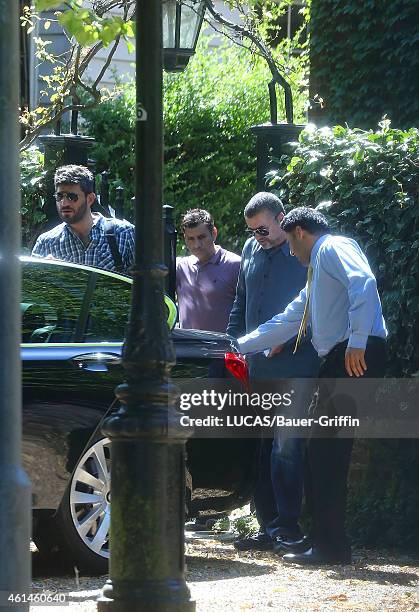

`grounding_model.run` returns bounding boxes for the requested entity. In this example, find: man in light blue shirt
[238,207,387,565]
